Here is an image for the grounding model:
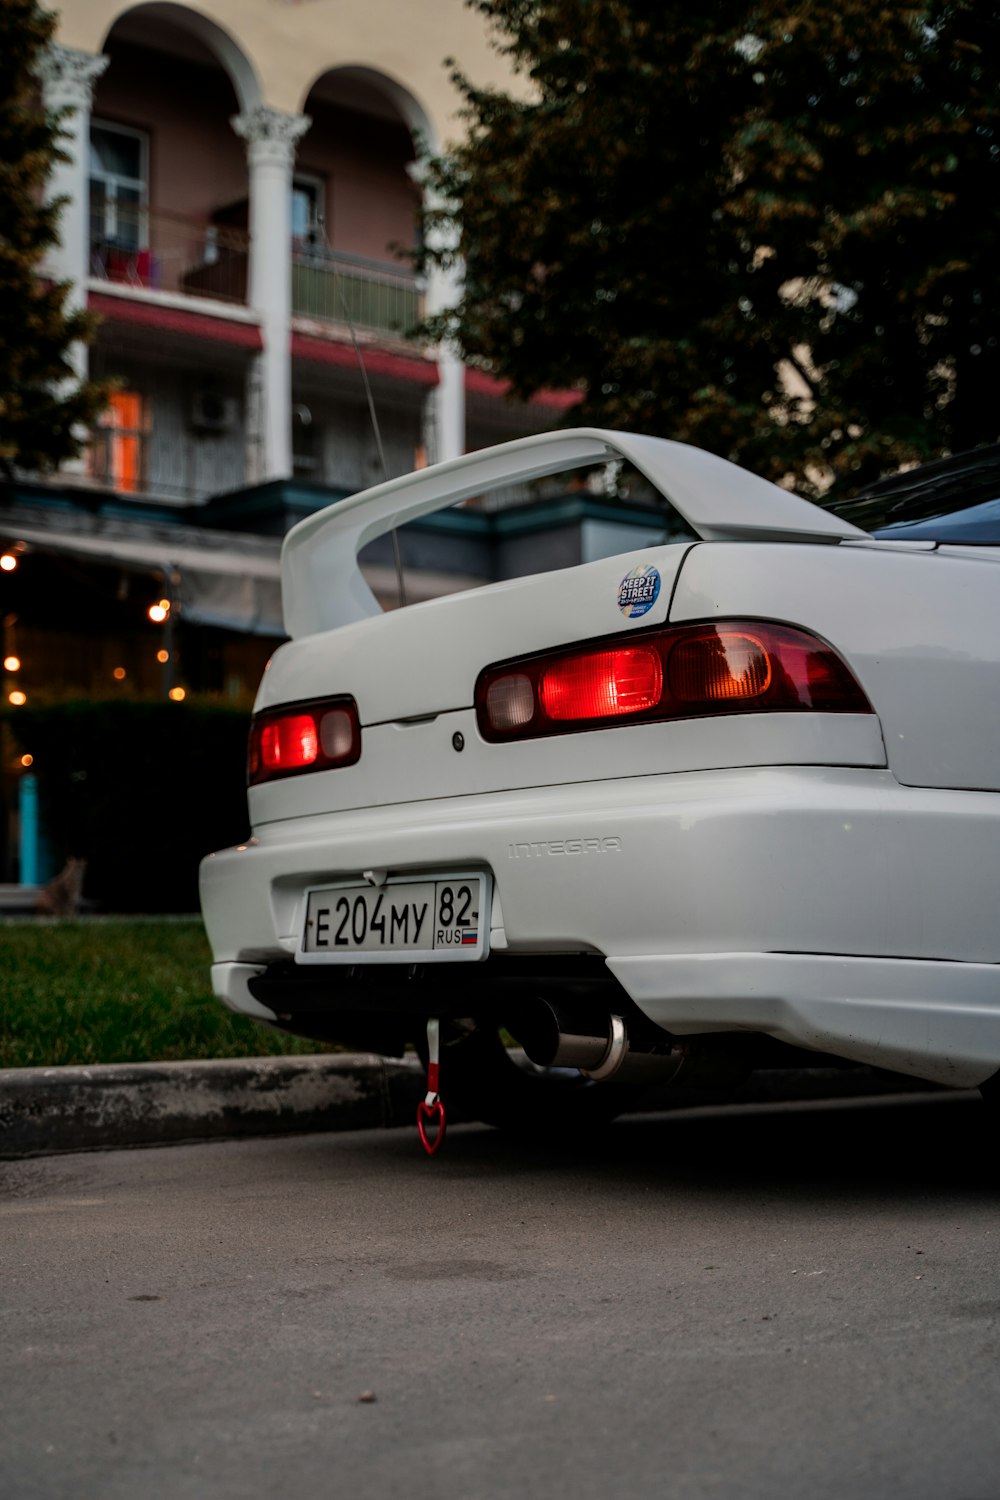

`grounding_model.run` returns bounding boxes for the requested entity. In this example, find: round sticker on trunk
[617,564,661,618]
